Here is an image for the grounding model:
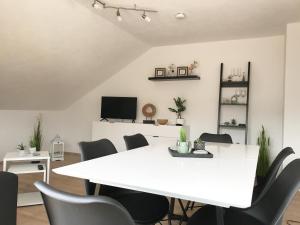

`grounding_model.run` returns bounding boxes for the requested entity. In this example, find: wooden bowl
[157,119,168,125]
